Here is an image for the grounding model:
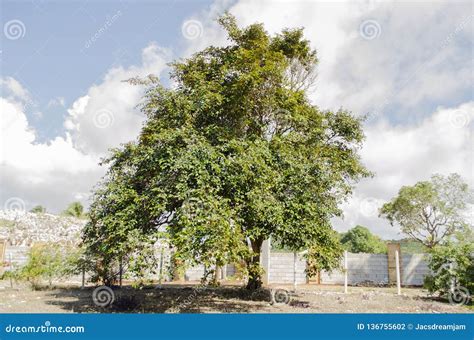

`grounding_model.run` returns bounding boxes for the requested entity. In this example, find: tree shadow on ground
[43,285,277,313]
